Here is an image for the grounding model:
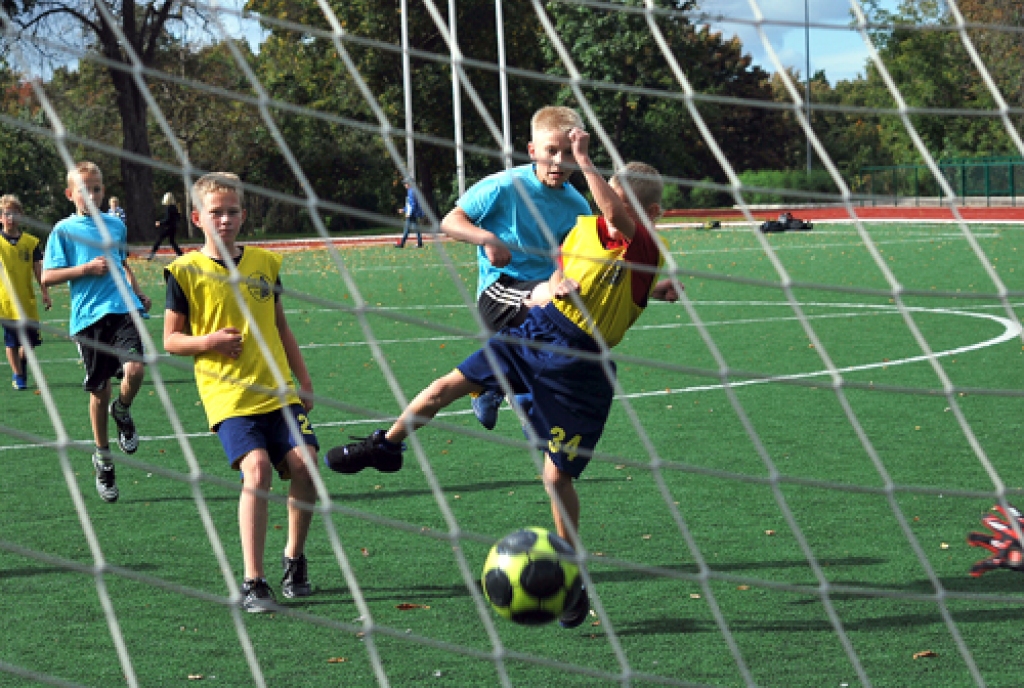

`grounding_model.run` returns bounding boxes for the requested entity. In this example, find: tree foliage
[1,0,1022,229]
